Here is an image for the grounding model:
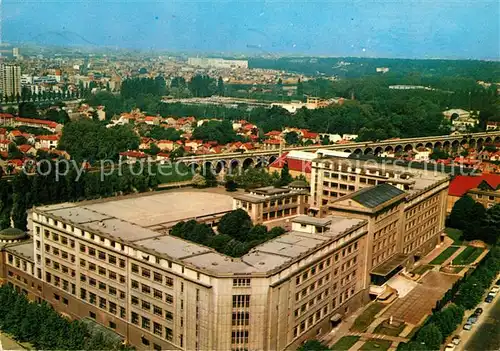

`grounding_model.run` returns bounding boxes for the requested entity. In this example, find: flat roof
[292,215,332,227]
[351,184,405,208]
[36,193,366,275]
[371,254,409,276]
[82,190,234,228]
[5,241,35,261]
